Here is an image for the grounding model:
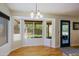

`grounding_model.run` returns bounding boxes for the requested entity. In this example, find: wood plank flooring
[8,46,63,56]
